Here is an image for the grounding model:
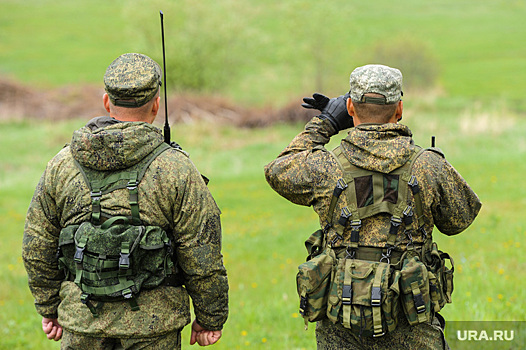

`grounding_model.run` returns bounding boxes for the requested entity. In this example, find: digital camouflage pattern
[22,116,228,337]
[265,117,481,249]
[104,53,162,108]
[264,116,480,348]
[61,328,181,350]
[349,64,403,104]
[316,316,450,350]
